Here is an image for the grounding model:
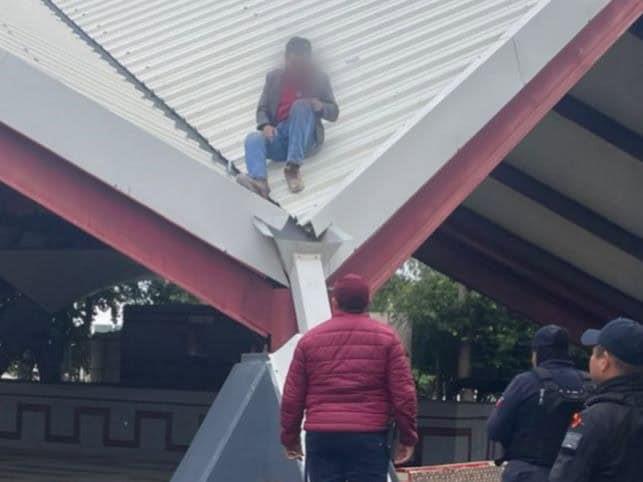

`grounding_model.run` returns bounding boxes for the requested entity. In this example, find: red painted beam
[331,0,643,293]
[0,123,297,340]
